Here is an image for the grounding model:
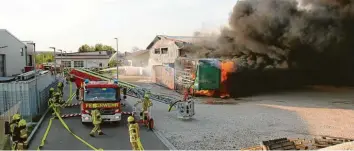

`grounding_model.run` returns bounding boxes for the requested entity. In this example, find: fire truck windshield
[84,88,117,101]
